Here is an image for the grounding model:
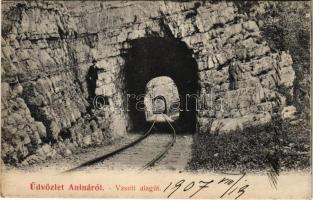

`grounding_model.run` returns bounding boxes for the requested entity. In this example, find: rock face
[1,1,295,165]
